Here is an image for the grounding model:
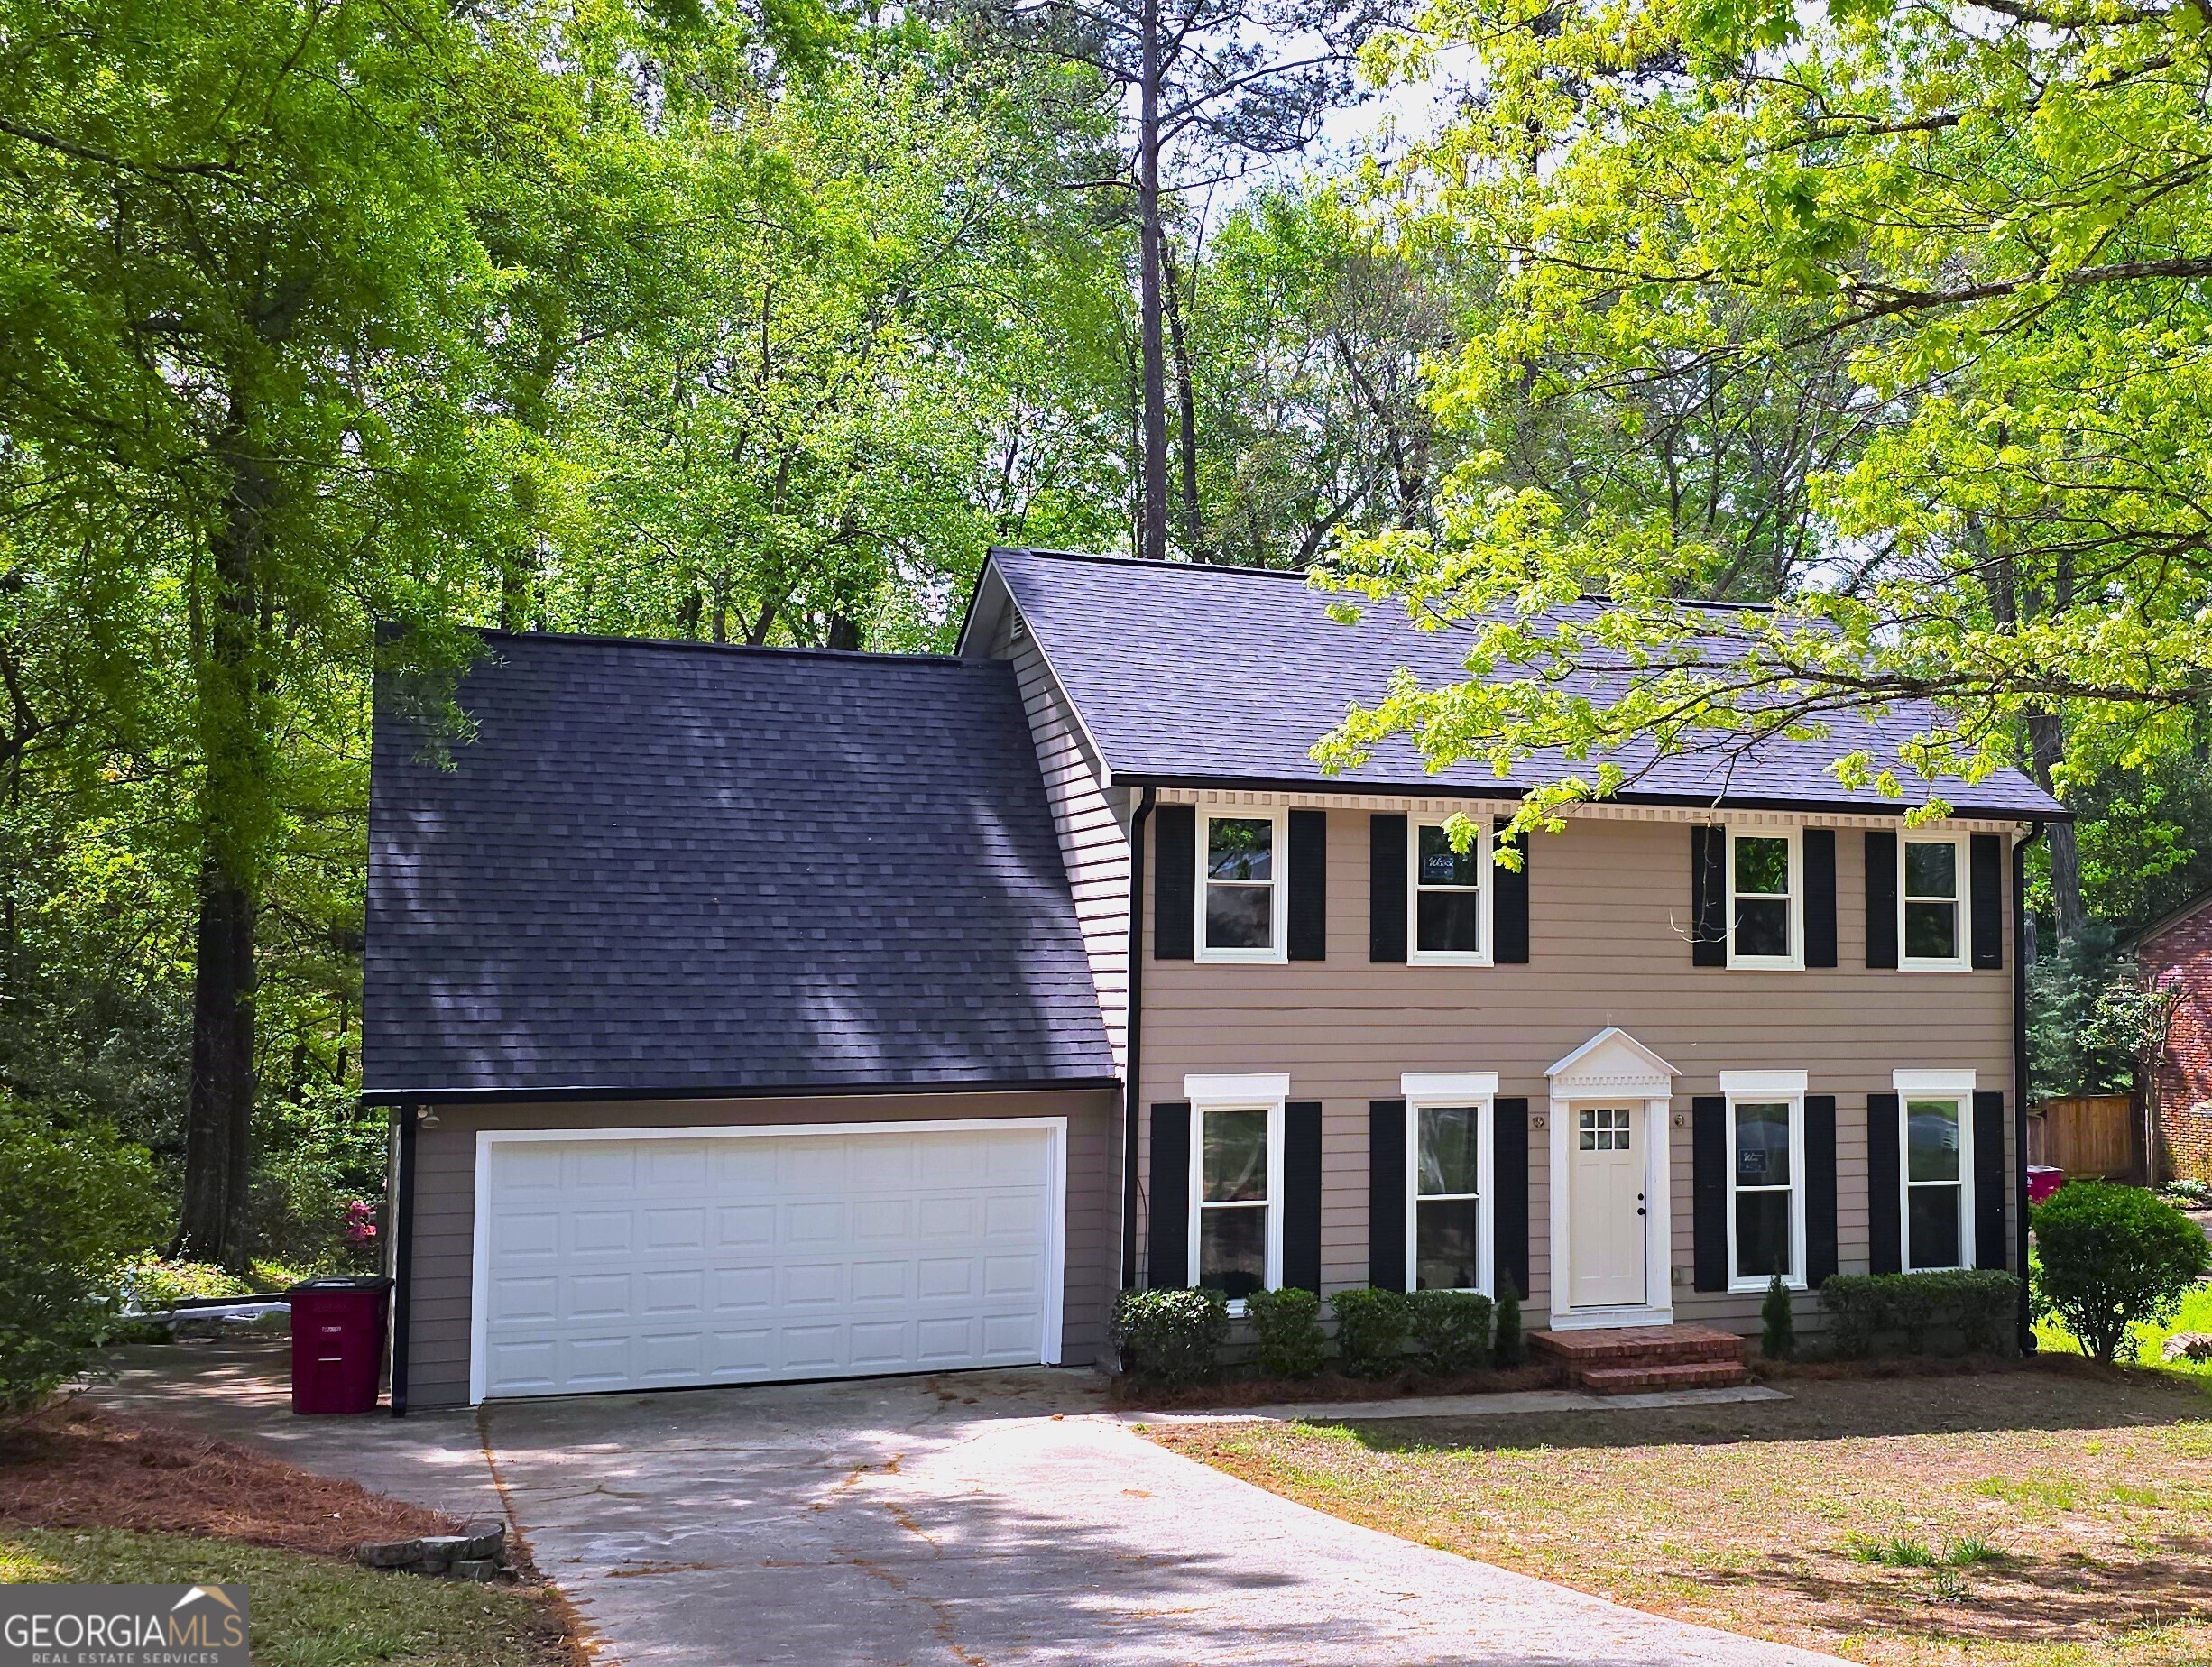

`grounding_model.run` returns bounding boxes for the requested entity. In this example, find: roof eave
[358,1072,1126,1109]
